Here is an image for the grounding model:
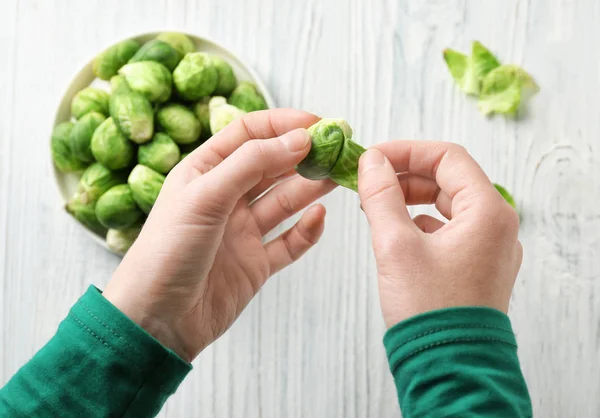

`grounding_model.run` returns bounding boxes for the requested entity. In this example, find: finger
[185,109,320,175]
[251,175,337,235]
[412,214,445,233]
[396,173,452,219]
[190,129,311,214]
[247,169,297,202]
[265,204,326,275]
[373,141,496,217]
[358,149,416,234]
